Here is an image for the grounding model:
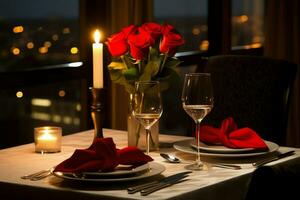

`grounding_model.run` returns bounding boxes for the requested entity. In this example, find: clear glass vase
[127,113,159,152]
